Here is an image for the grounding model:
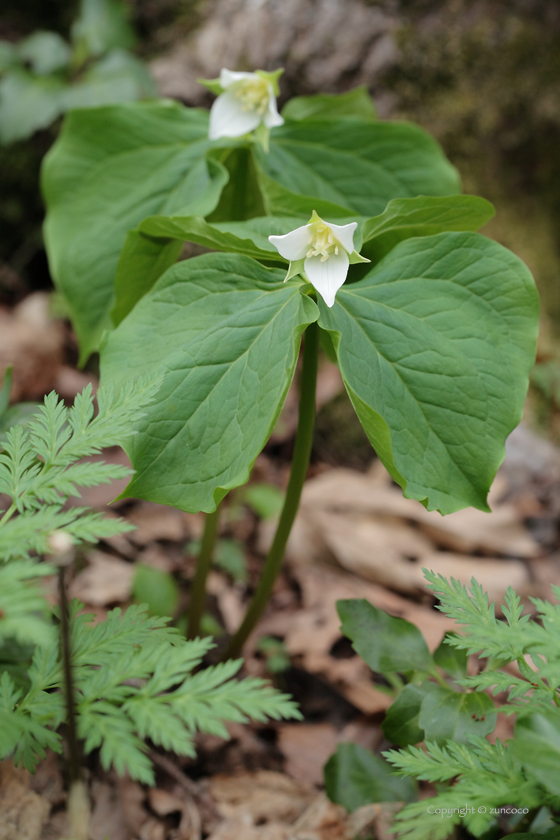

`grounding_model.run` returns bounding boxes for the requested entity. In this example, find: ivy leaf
[418,686,496,744]
[361,195,495,262]
[100,254,319,512]
[382,682,438,747]
[42,102,222,361]
[336,599,434,674]
[282,87,376,122]
[433,632,468,681]
[254,119,461,218]
[318,232,539,514]
[324,743,415,812]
